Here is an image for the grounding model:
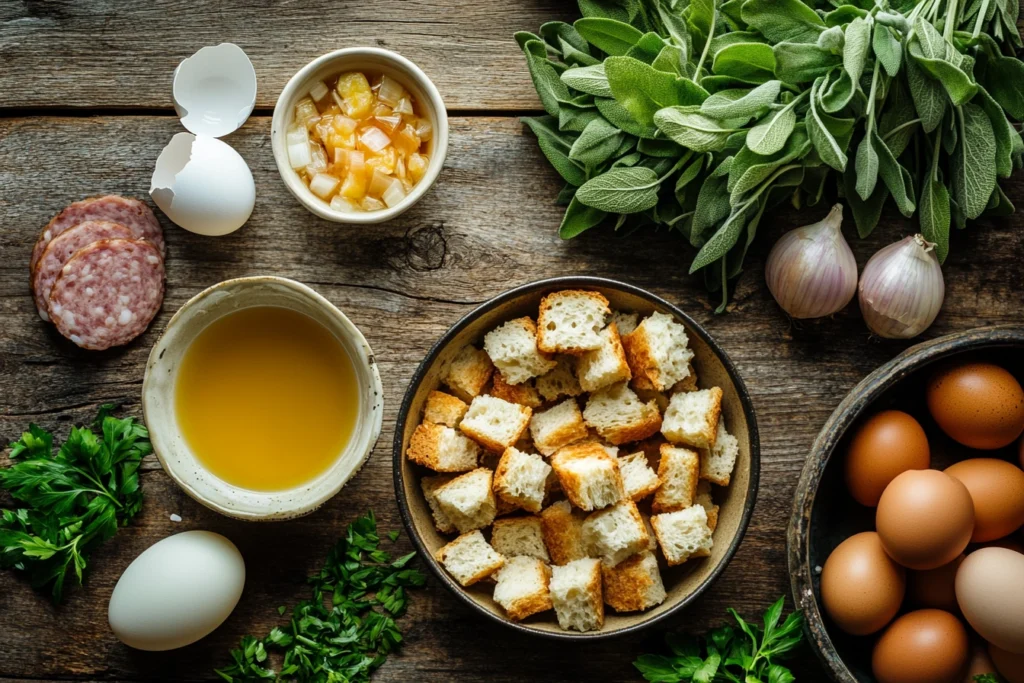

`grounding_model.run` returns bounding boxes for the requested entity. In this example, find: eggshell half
[173,43,257,138]
[956,547,1024,655]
